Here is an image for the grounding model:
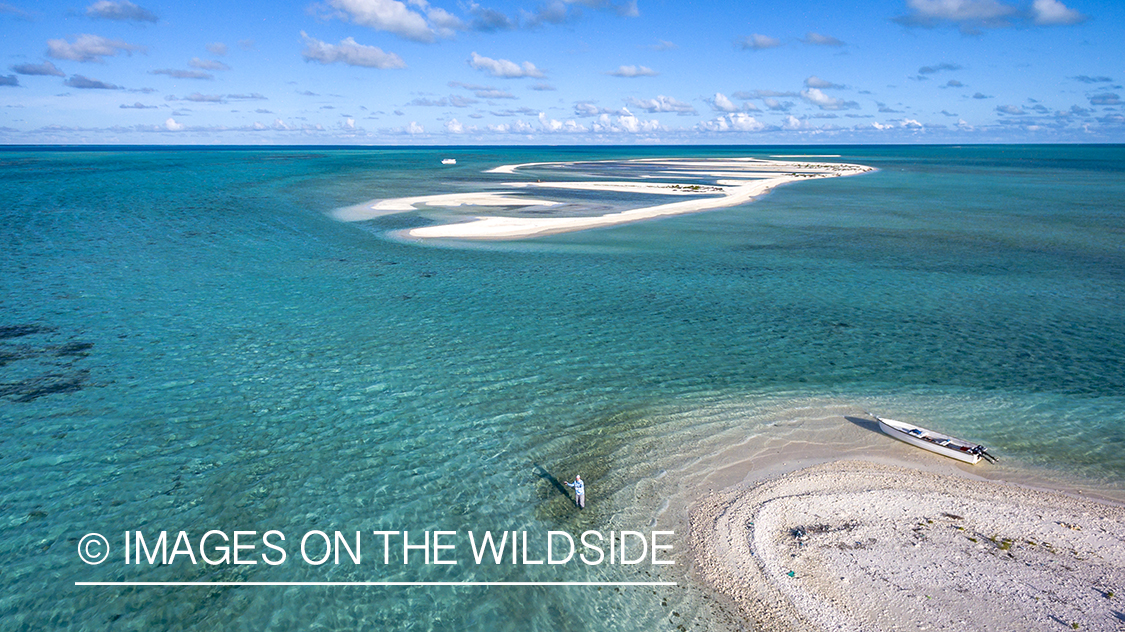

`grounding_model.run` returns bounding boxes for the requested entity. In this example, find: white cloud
[590,108,662,133]
[802,32,844,46]
[468,52,544,78]
[697,113,765,132]
[190,58,231,71]
[898,0,1017,25]
[47,34,144,62]
[902,118,924,128]
[300,32,406,69]
[805,76,845,90]
[405,121,424,134]
[164,117,183,131]
[711,92,739,112]
[608,65,657,78]
[10,61,66,77]
[538,112,587,133]
[86,0,157,22]
[327,0,436,42]
[738,34,781,50]
[445,118,465,133]
[800,88,859,111]
[206,42,228,56]
[625,95,697,115]
[151,69,213,80]
[1031,0,1085,25]
[64,74,122,89]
